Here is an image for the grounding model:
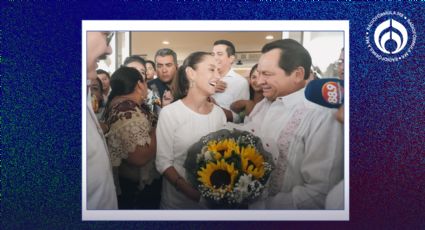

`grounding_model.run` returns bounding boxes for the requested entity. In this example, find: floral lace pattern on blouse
[105,100,159,192]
